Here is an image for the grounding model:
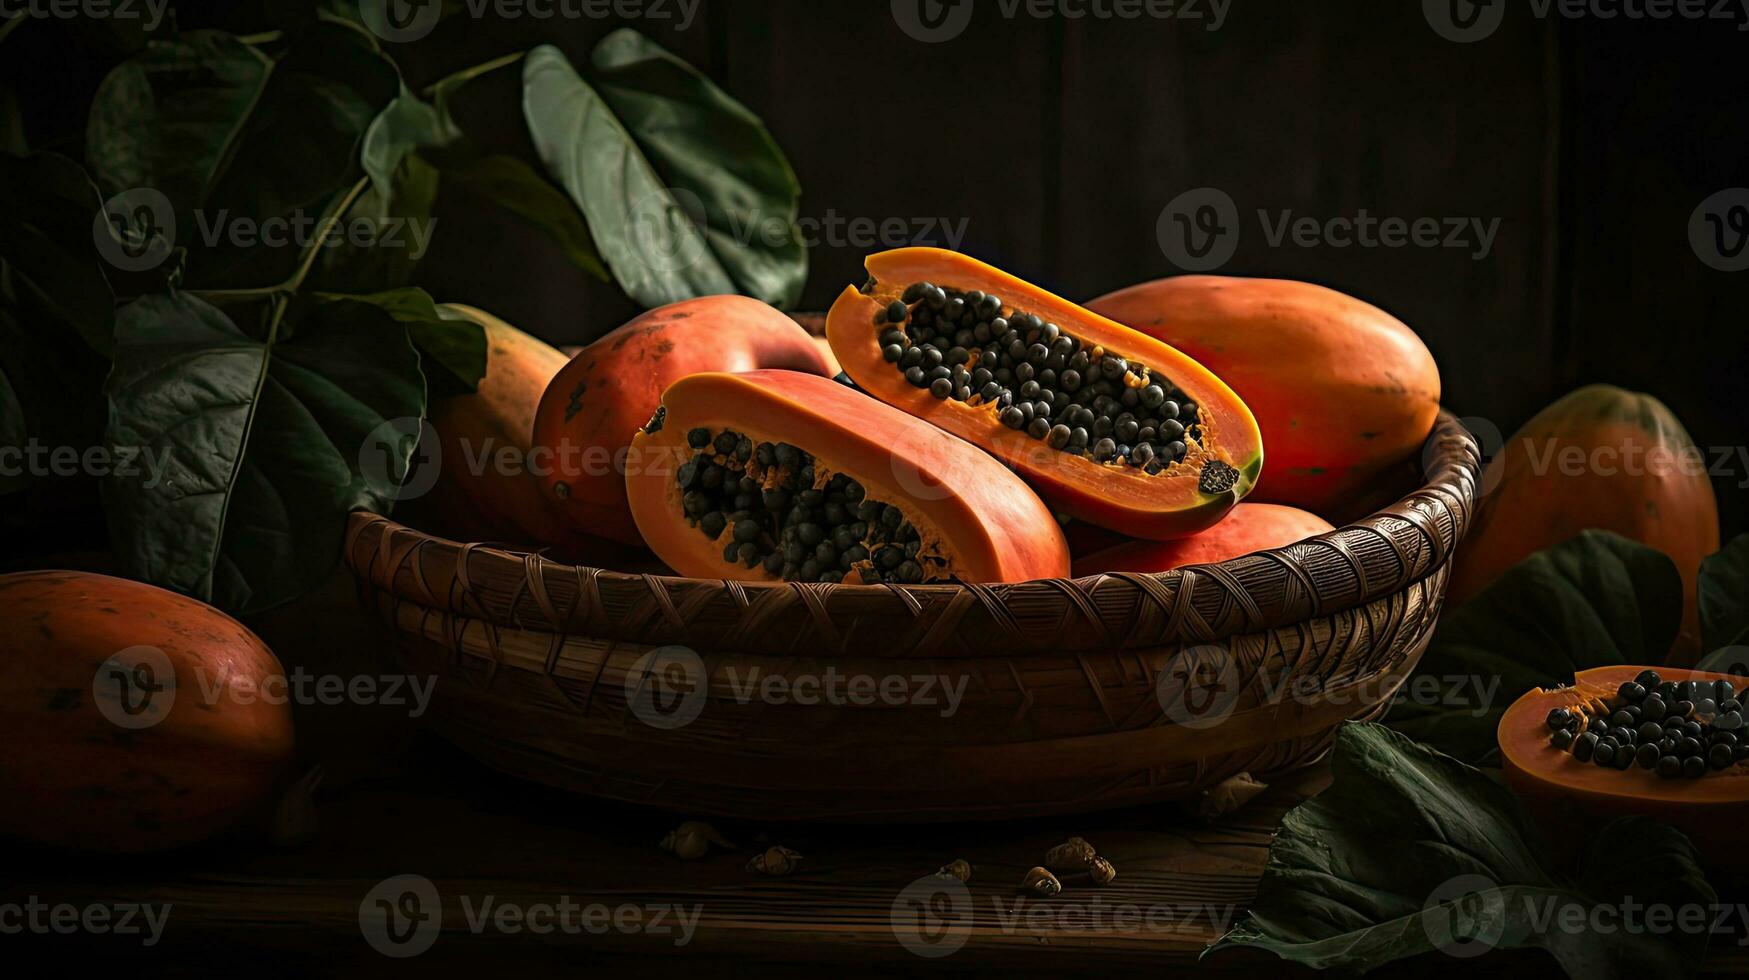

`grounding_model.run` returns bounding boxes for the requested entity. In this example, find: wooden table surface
[6,570,1747,977]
